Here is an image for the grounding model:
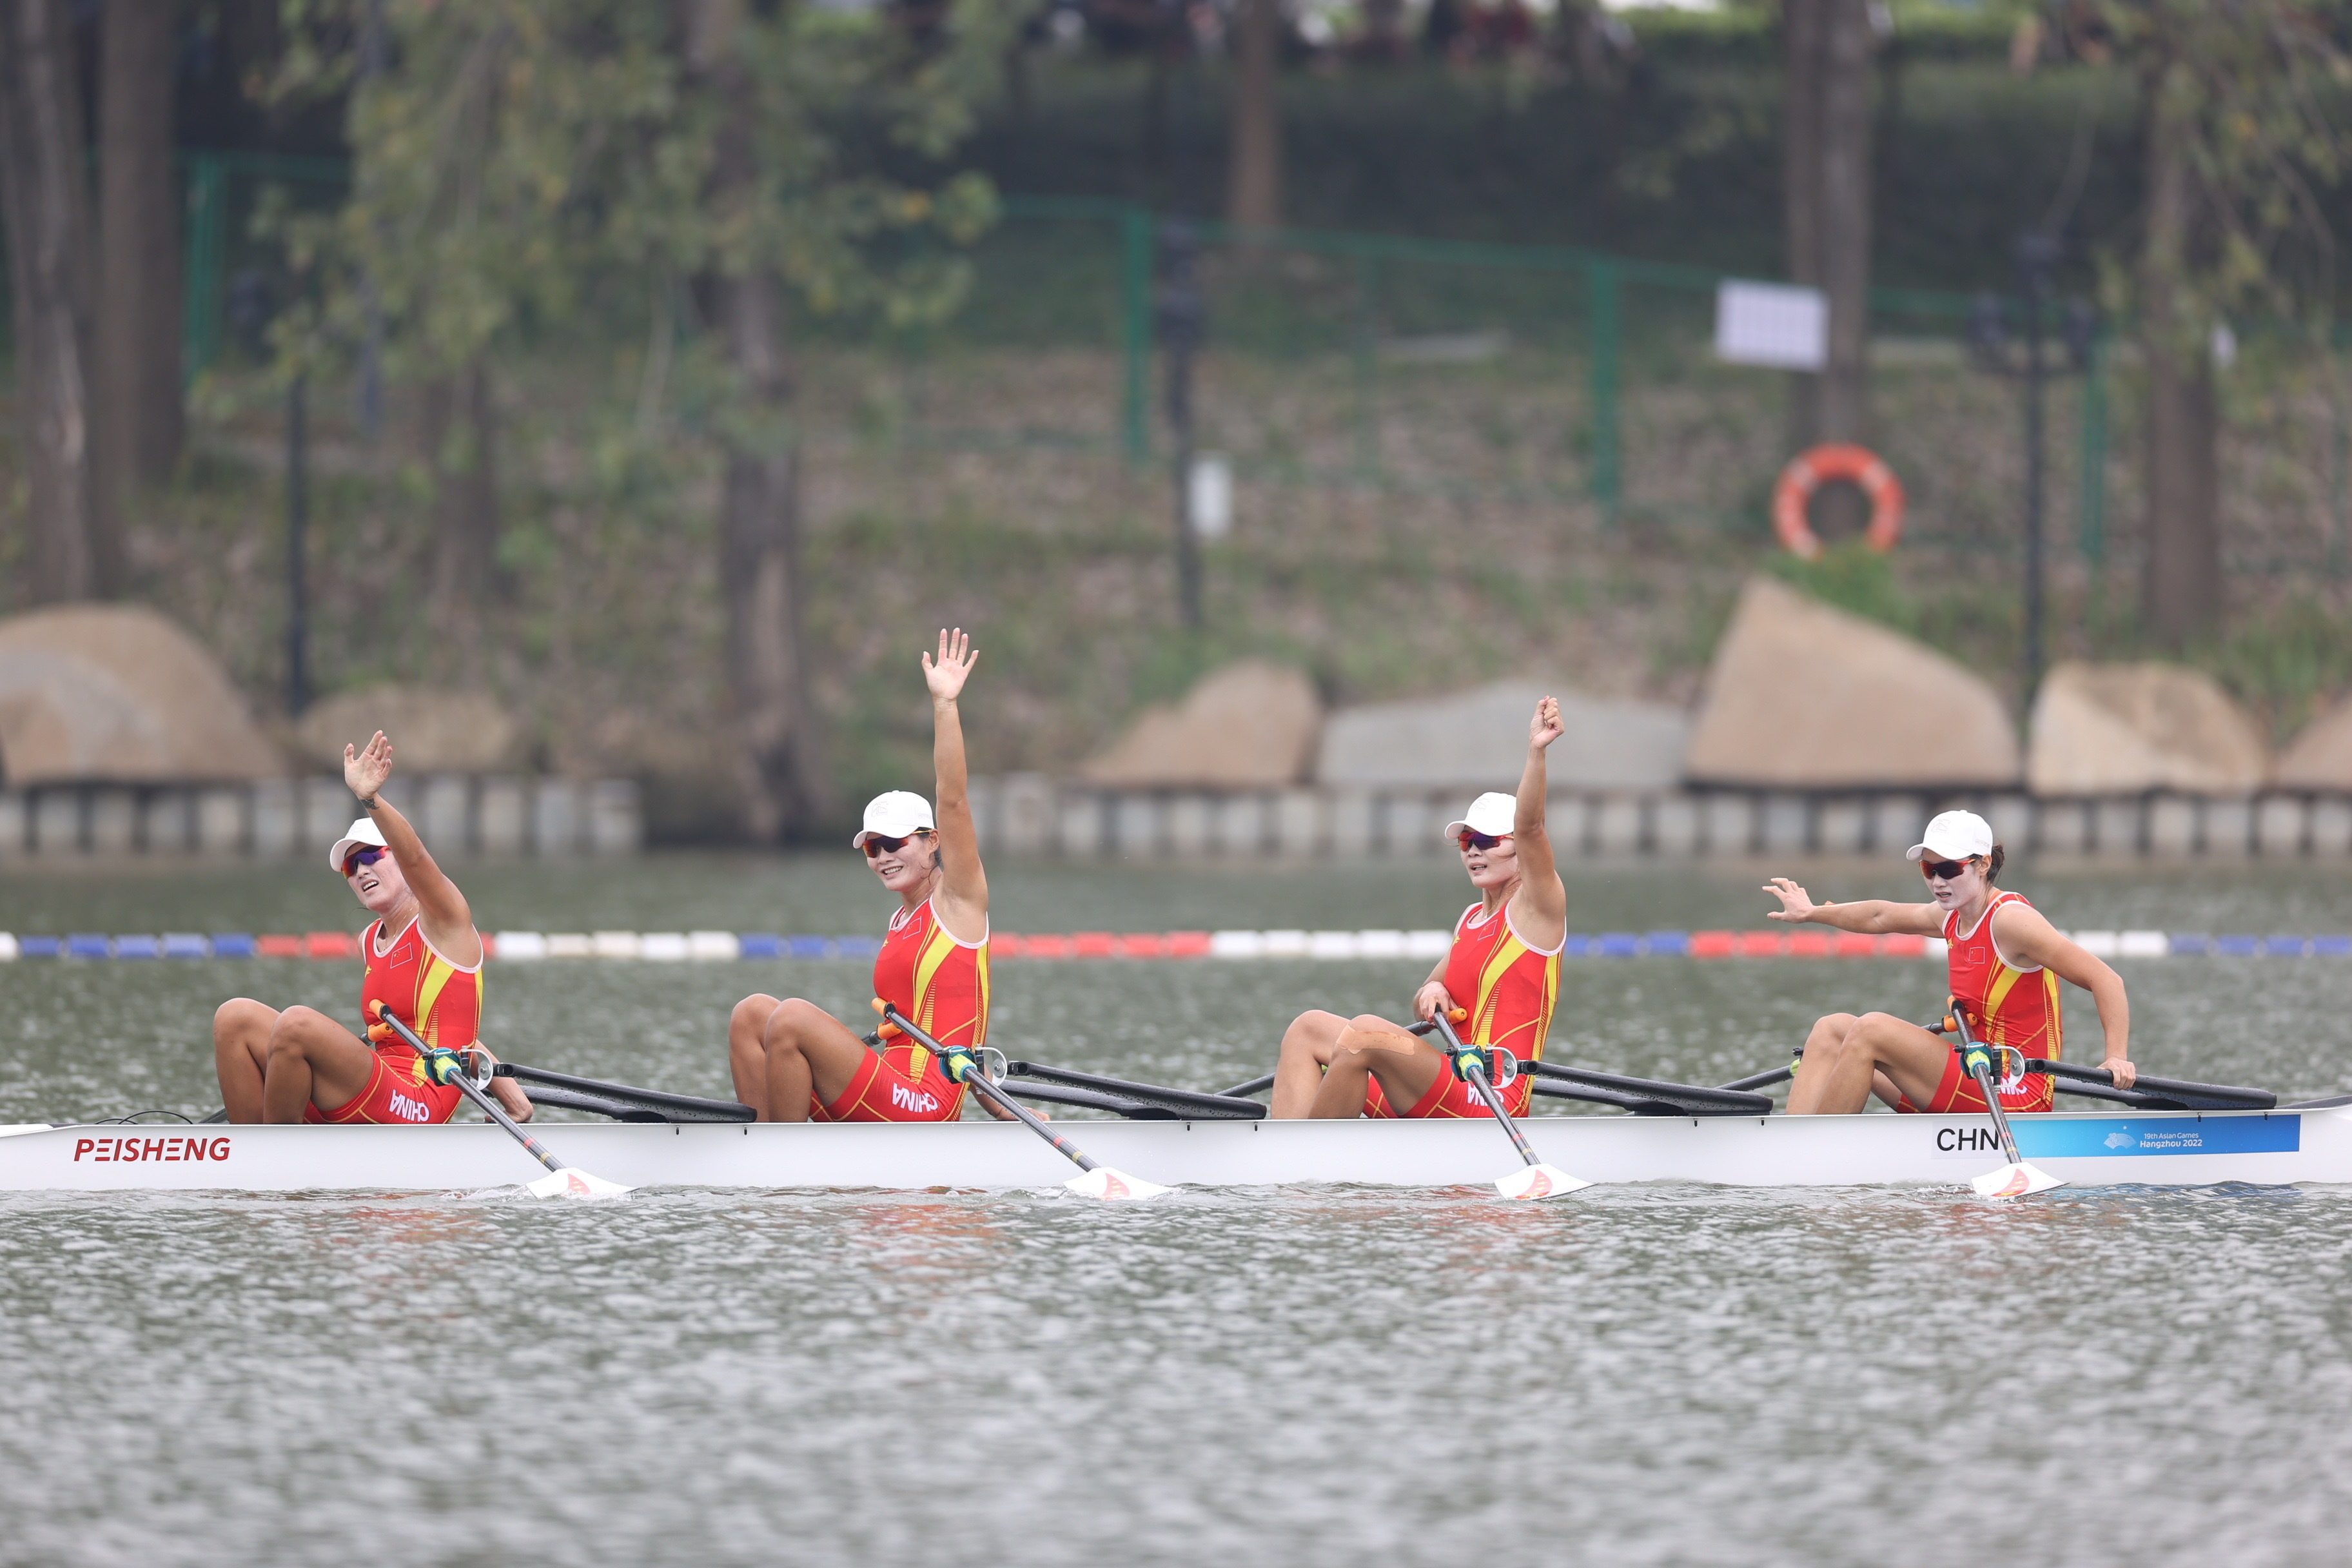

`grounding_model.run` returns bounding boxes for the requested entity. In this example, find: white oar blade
[1971,1161,2066,1200]
[1495,1163,1591,1200]
[526,1166,634,1200]
[1064,1166,1168,1202]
